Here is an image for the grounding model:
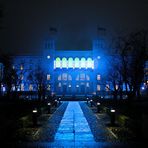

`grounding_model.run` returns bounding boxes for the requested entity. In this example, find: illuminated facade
[1,37,147,98]
[11,39,107,97]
